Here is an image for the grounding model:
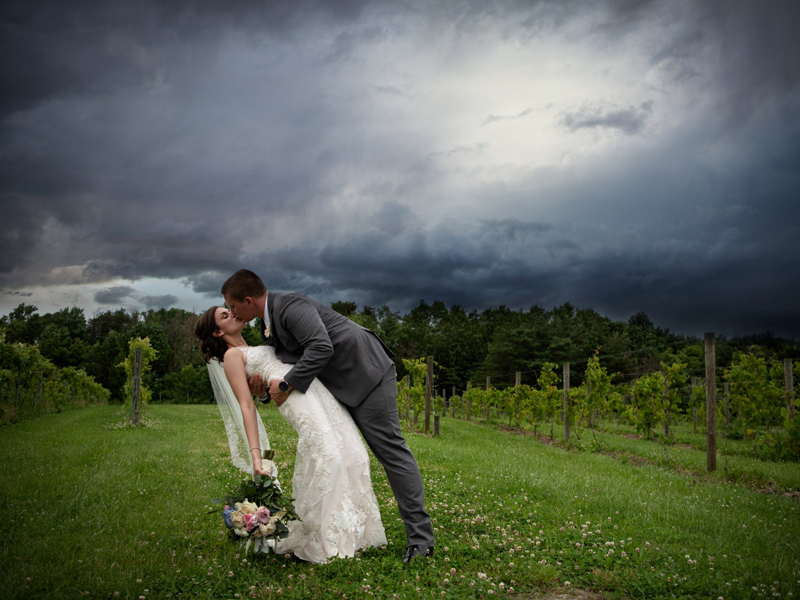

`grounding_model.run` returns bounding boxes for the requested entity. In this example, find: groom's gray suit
[262,291,434,548]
